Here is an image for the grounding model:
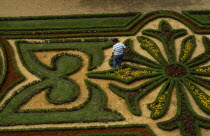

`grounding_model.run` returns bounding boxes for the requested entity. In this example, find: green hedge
[2,10,210,36]
[157,81,210,136]
[0,124,156,136]
[87,64,162,85]
[59,133,141,136]
[182,10,210,25]
[0,43,7,86]
[108,38,162,68]
[0,12,141,34]
[15,39,112,71]
[108,76,166,116]
[0,39,26,107]
[0,80,124,126]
